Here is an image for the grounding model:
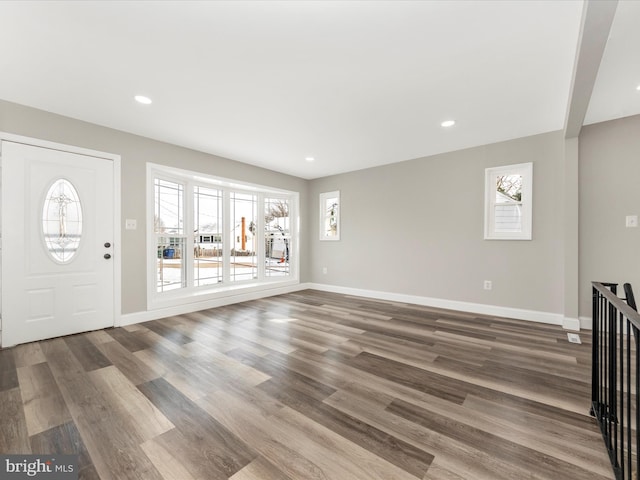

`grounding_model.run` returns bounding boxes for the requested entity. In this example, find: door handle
[104,253,111,259]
